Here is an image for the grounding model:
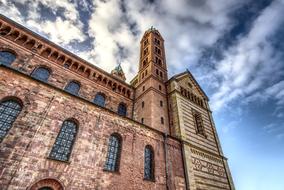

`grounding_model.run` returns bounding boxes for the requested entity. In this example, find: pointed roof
[168,70,209,100]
